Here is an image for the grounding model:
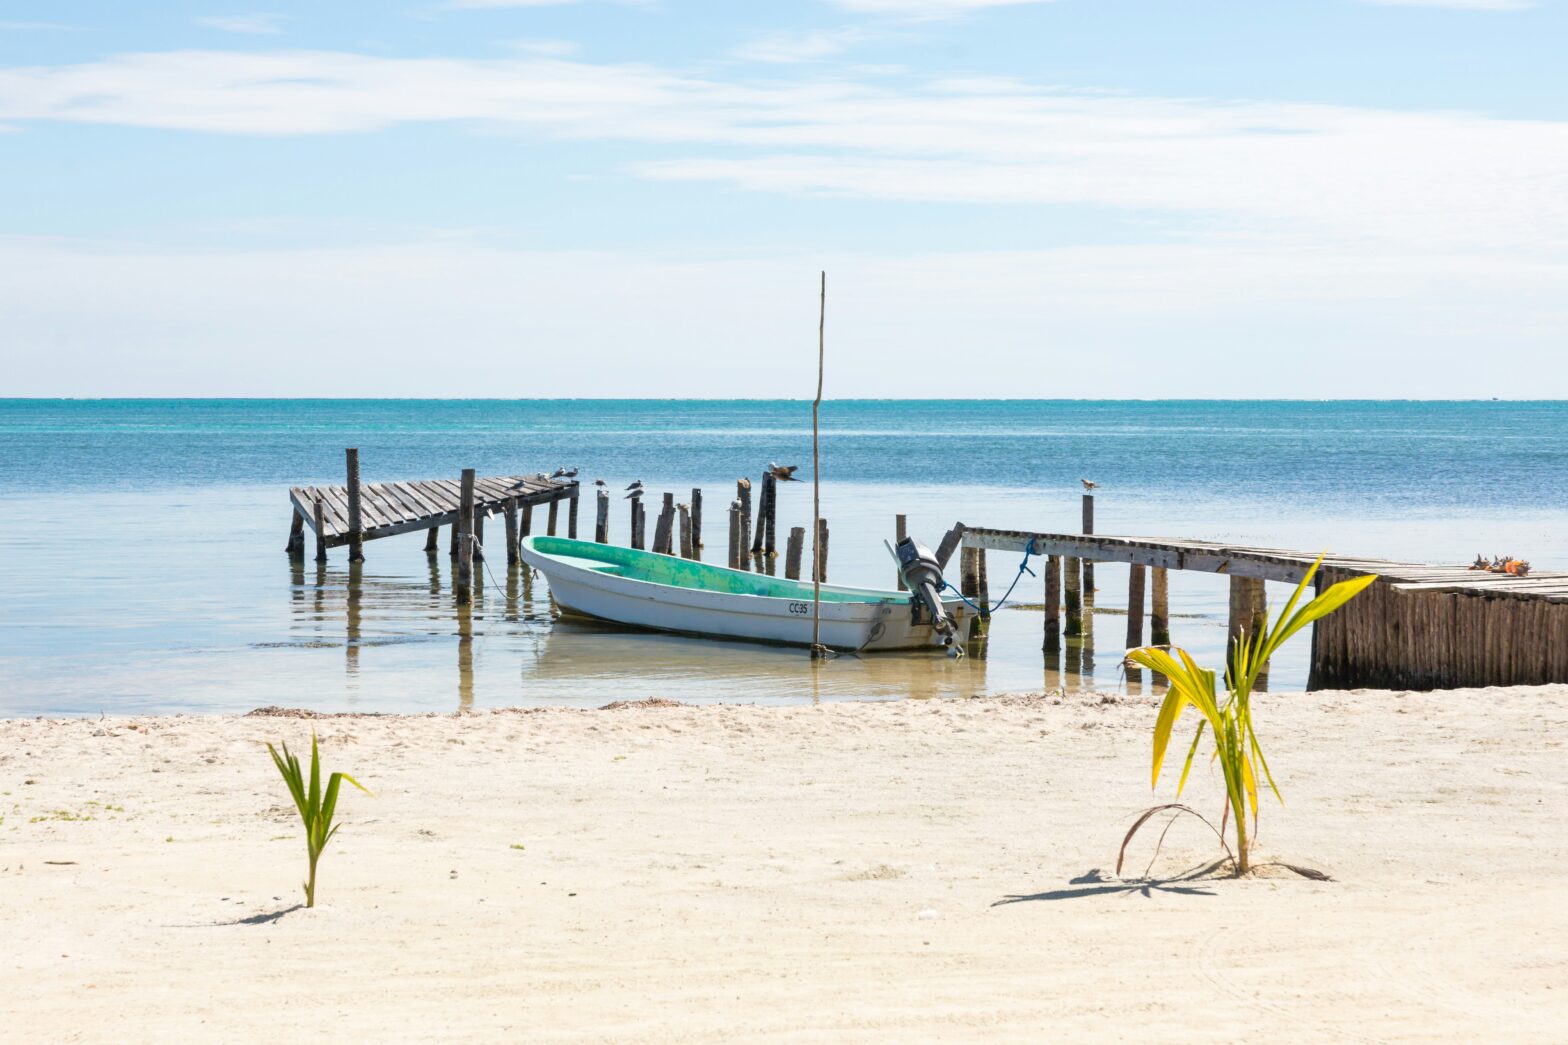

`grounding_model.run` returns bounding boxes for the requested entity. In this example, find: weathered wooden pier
[960,522,1568,691]
[285,449,579,564]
